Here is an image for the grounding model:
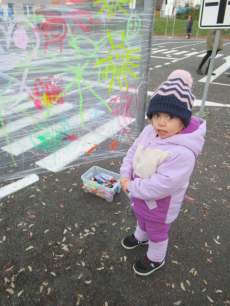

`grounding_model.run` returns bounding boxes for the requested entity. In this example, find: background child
[120,70,206,276]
